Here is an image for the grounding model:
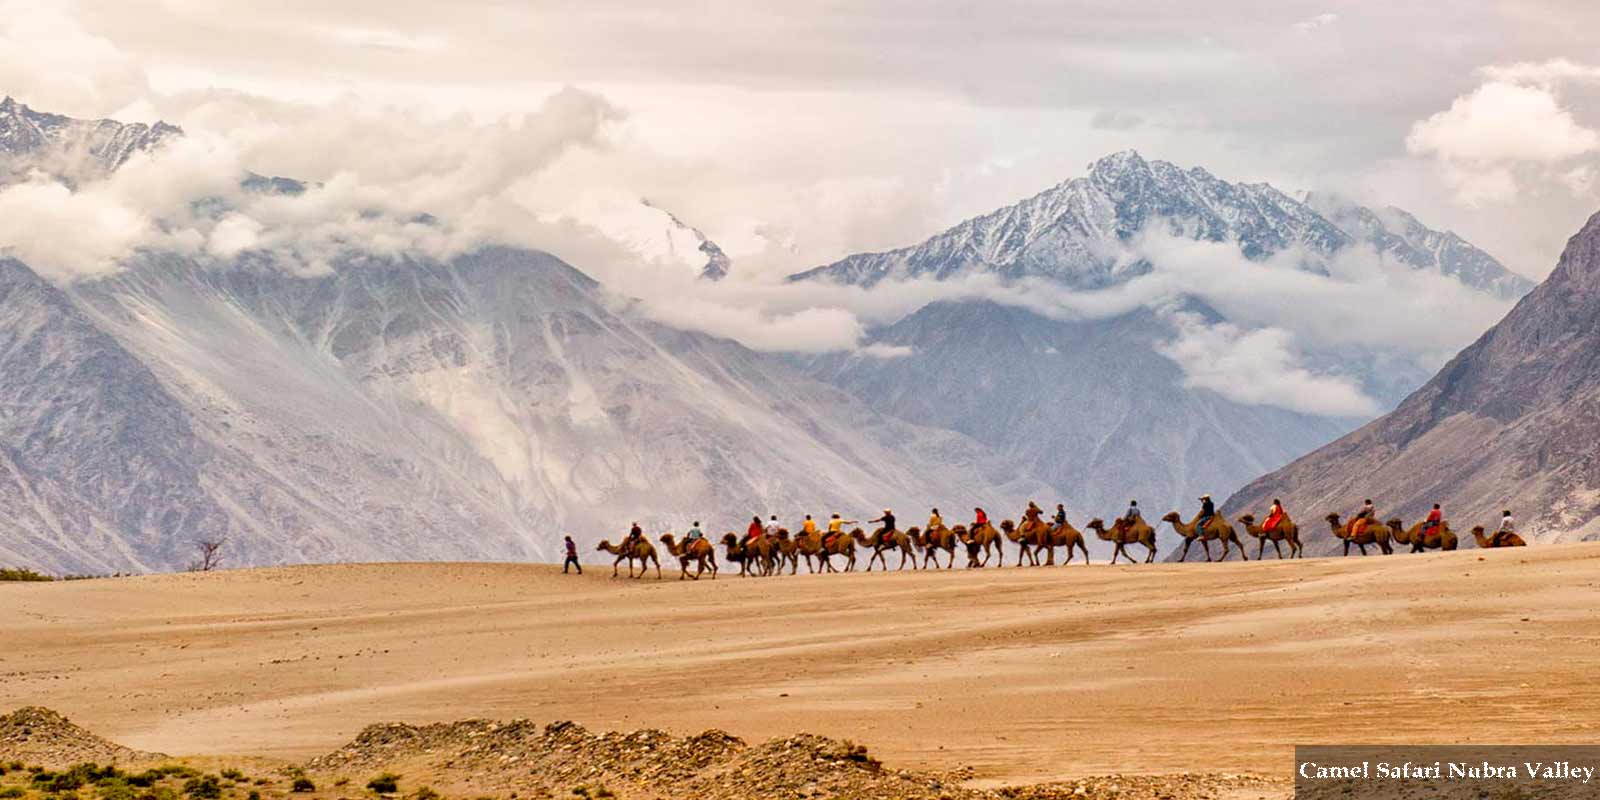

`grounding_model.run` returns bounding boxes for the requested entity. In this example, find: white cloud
[0,0,149,118]
[1406,63,1600,208]
[1407,81,1598,165]
[1157,312,1379,417]
[1292,13,1339,34]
